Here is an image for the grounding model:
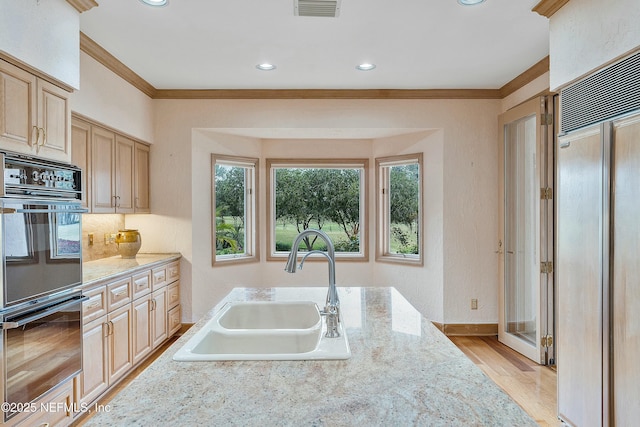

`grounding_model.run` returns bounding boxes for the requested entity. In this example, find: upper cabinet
[0,59,71,162]
[134,142,150,213]
[72,115,151,214]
